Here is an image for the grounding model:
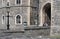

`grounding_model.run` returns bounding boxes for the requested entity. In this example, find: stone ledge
[0,29,24,33]
[24,26,50,30]
[0,26,50,33]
